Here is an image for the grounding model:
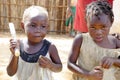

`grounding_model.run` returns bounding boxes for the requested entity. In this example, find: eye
[90,26,96,29]
[31,24,36,27]
[41,26,46,28]
[101,26,106,30]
